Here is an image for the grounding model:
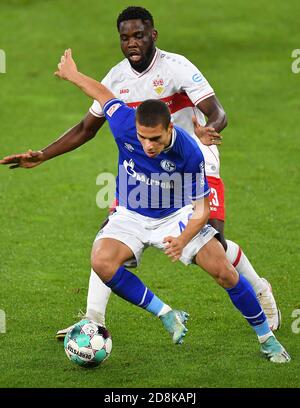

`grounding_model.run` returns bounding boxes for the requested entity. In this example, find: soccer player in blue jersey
[48,49,290,363]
